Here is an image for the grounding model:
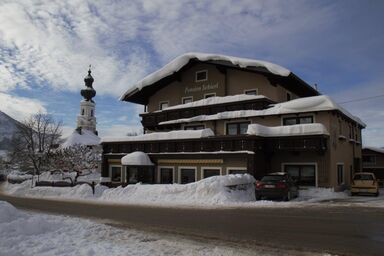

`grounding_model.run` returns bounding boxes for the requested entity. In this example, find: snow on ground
[2,200,288,256]
[2,173,383,208]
